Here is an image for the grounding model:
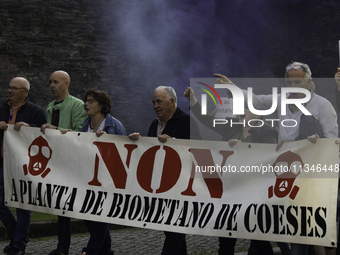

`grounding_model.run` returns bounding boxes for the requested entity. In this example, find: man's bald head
[52,70,71,84]
[11,77,30,90]
[49,70,70,102]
